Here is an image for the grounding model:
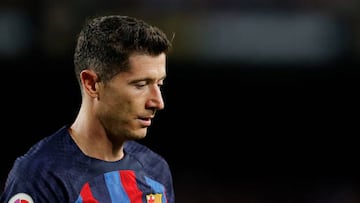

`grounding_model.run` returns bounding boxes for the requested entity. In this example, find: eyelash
[135,82,164,89]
